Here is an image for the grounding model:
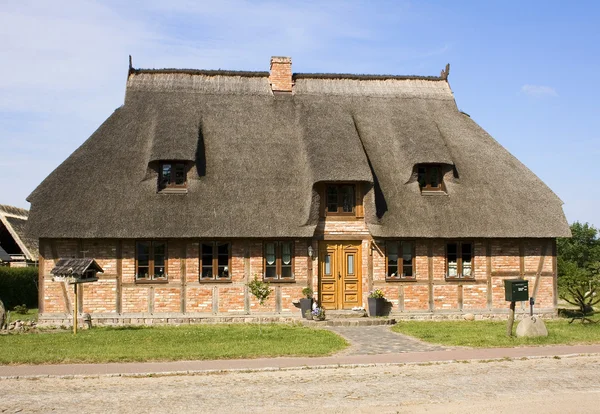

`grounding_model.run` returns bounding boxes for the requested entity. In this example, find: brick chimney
[269,56,293,93]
